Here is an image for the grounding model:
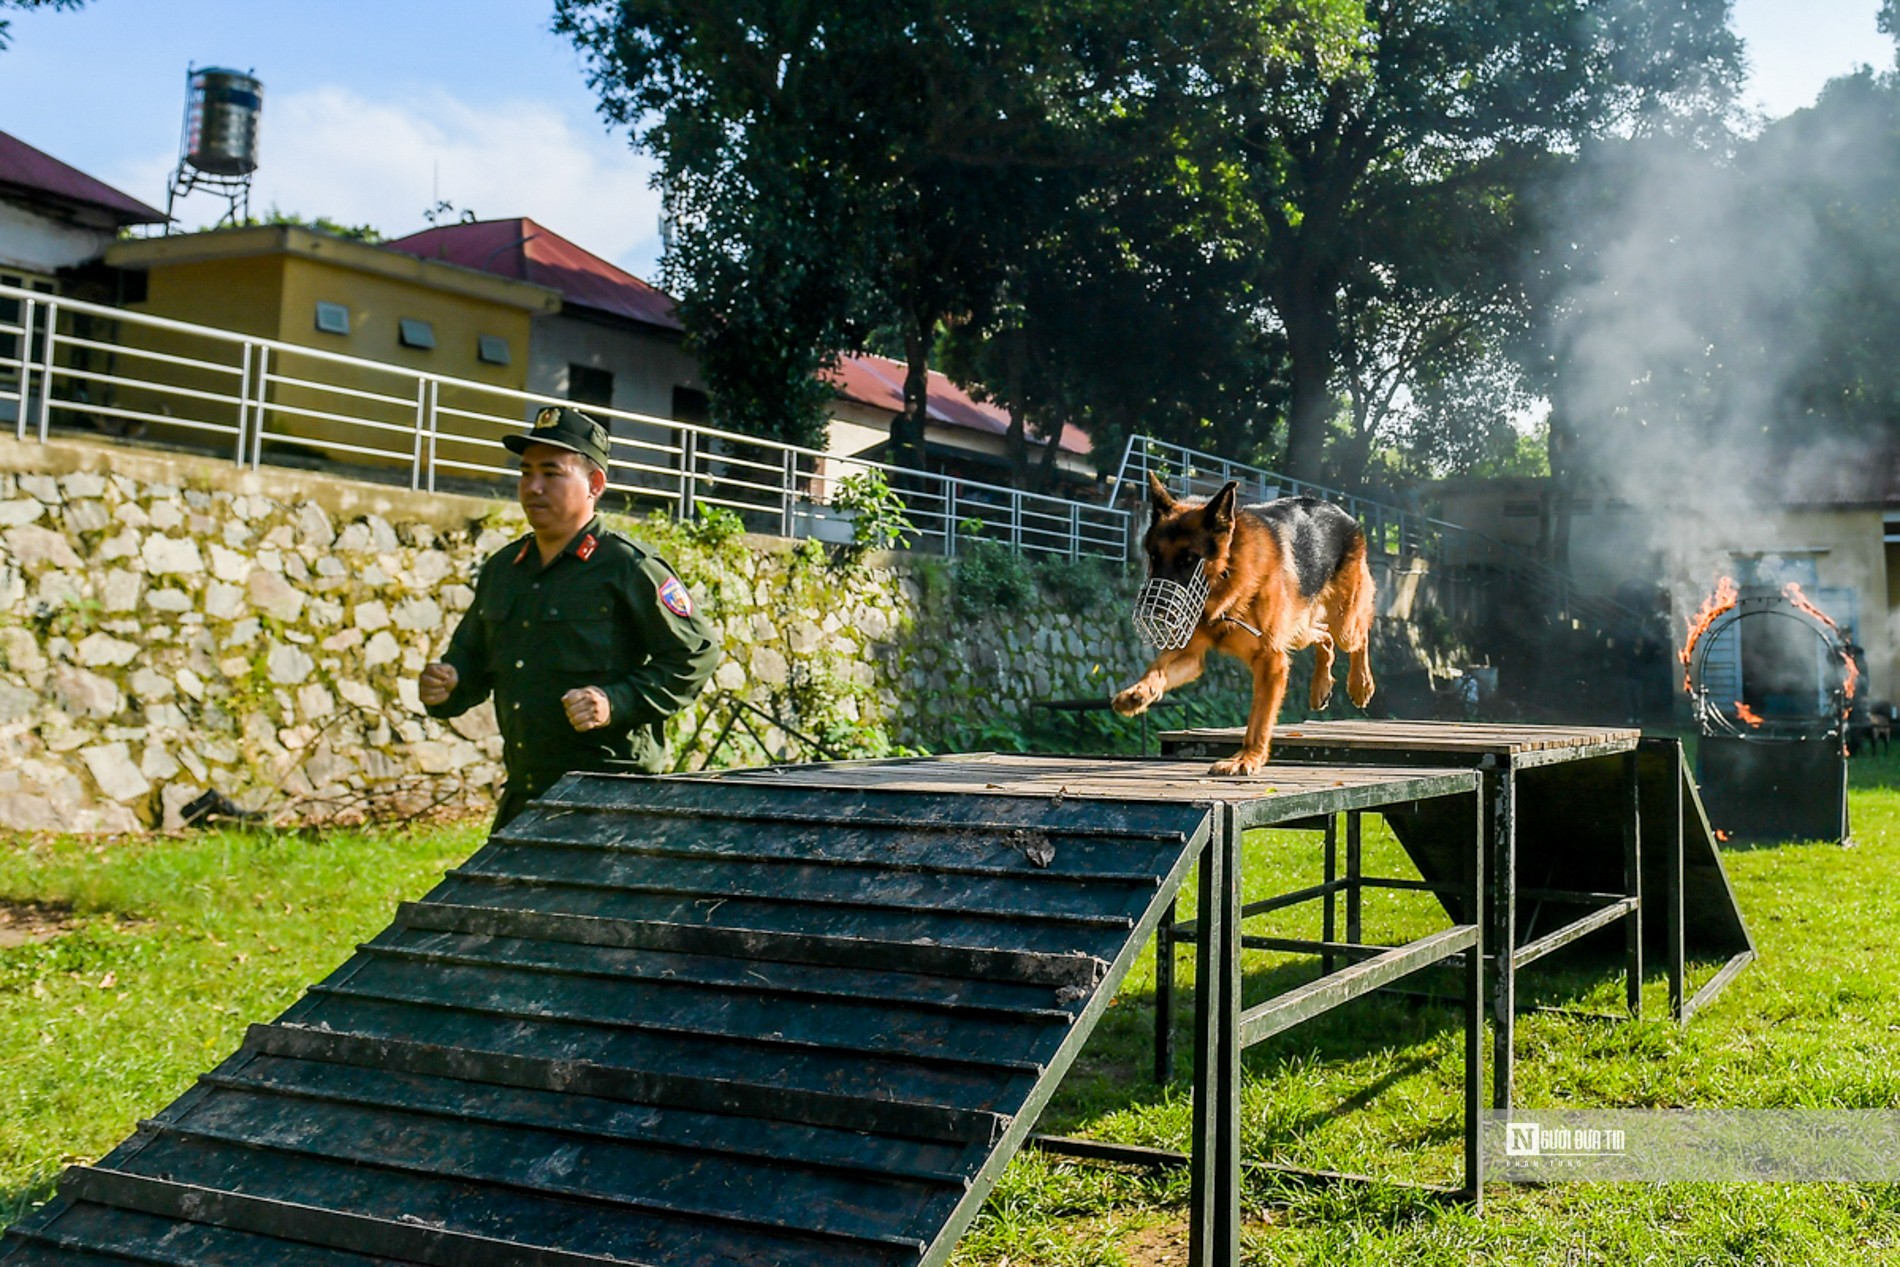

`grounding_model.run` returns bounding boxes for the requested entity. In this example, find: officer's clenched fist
[562,686,612,732]
[418,661,459,707]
